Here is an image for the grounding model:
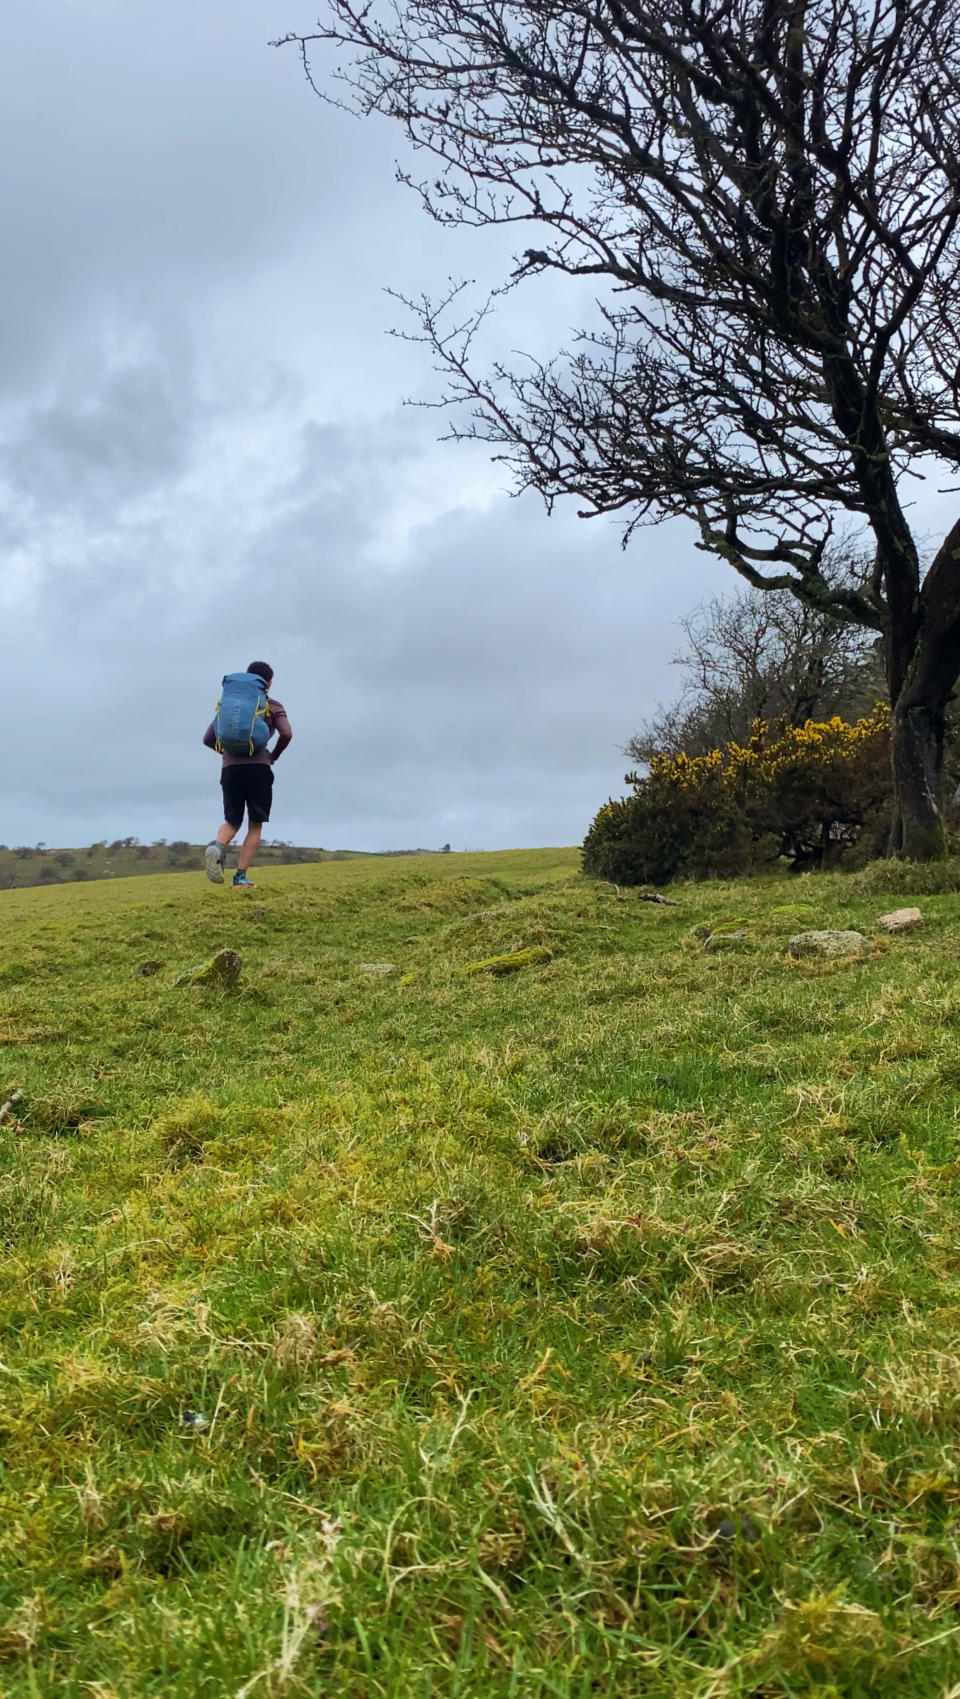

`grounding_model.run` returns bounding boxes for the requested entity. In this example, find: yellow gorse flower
[638,704,889,797]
